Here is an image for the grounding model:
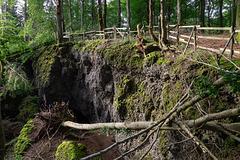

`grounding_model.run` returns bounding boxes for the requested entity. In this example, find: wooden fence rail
[64,25,240,58]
